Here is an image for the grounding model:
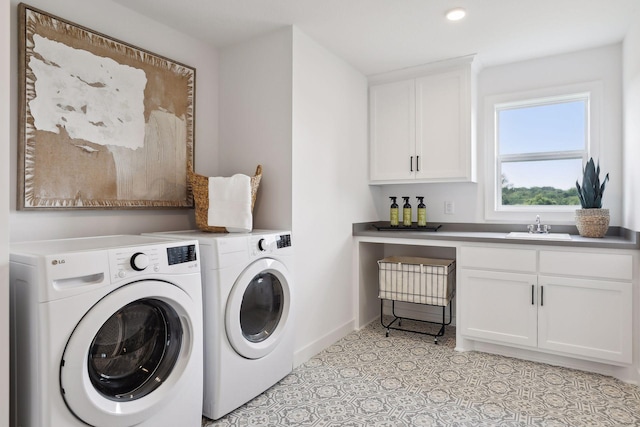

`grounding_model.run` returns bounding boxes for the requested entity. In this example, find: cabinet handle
[410,156,413,172]
[540,286,544,306]
[416,155,420,172]
[531,285,534,305]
